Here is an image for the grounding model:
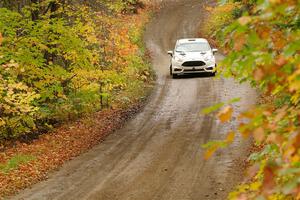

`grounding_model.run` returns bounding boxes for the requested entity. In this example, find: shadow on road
[172,73,215,79]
